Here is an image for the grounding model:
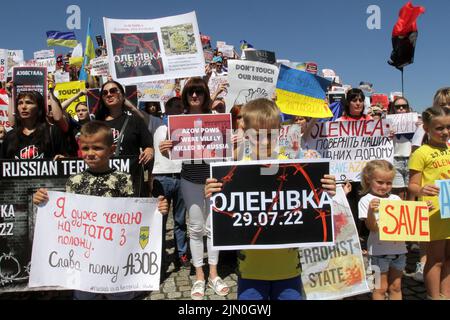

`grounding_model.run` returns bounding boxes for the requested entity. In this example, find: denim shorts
[370,254,407,273]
